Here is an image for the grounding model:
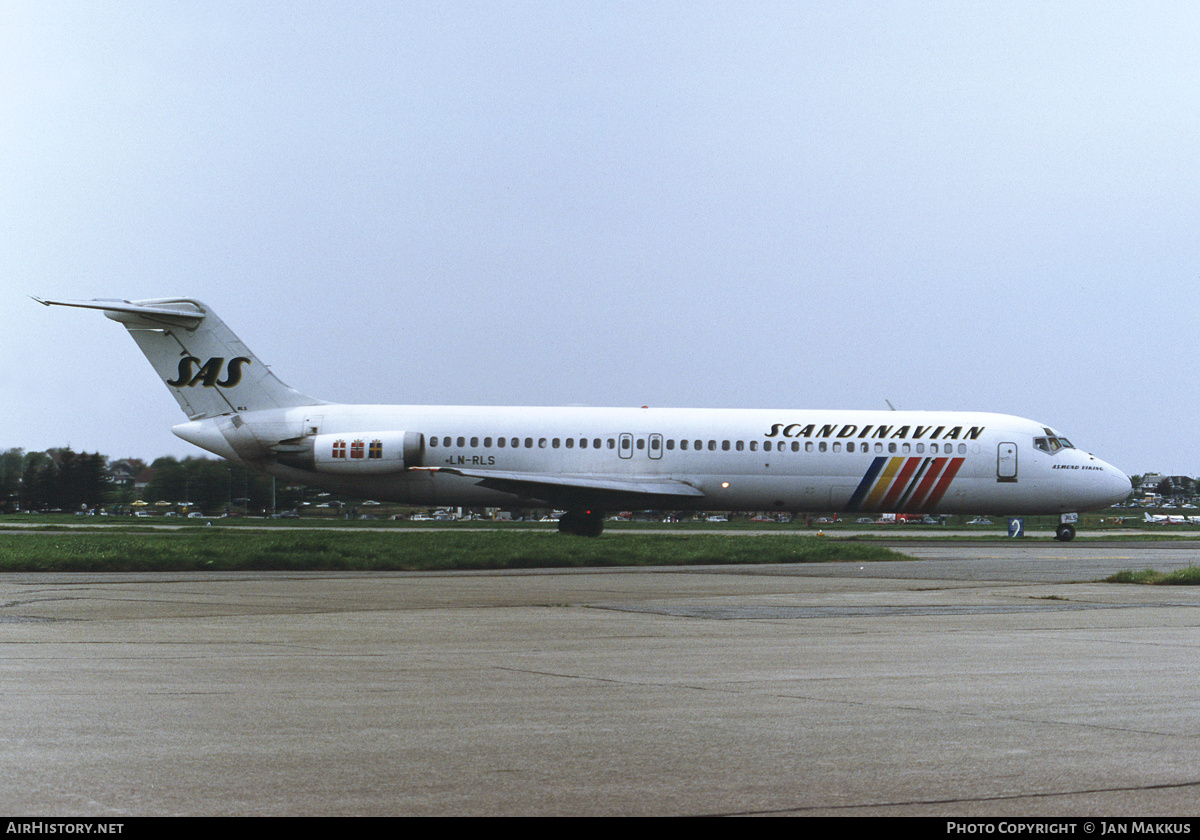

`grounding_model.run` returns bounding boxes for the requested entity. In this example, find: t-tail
[33,297,324,419]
